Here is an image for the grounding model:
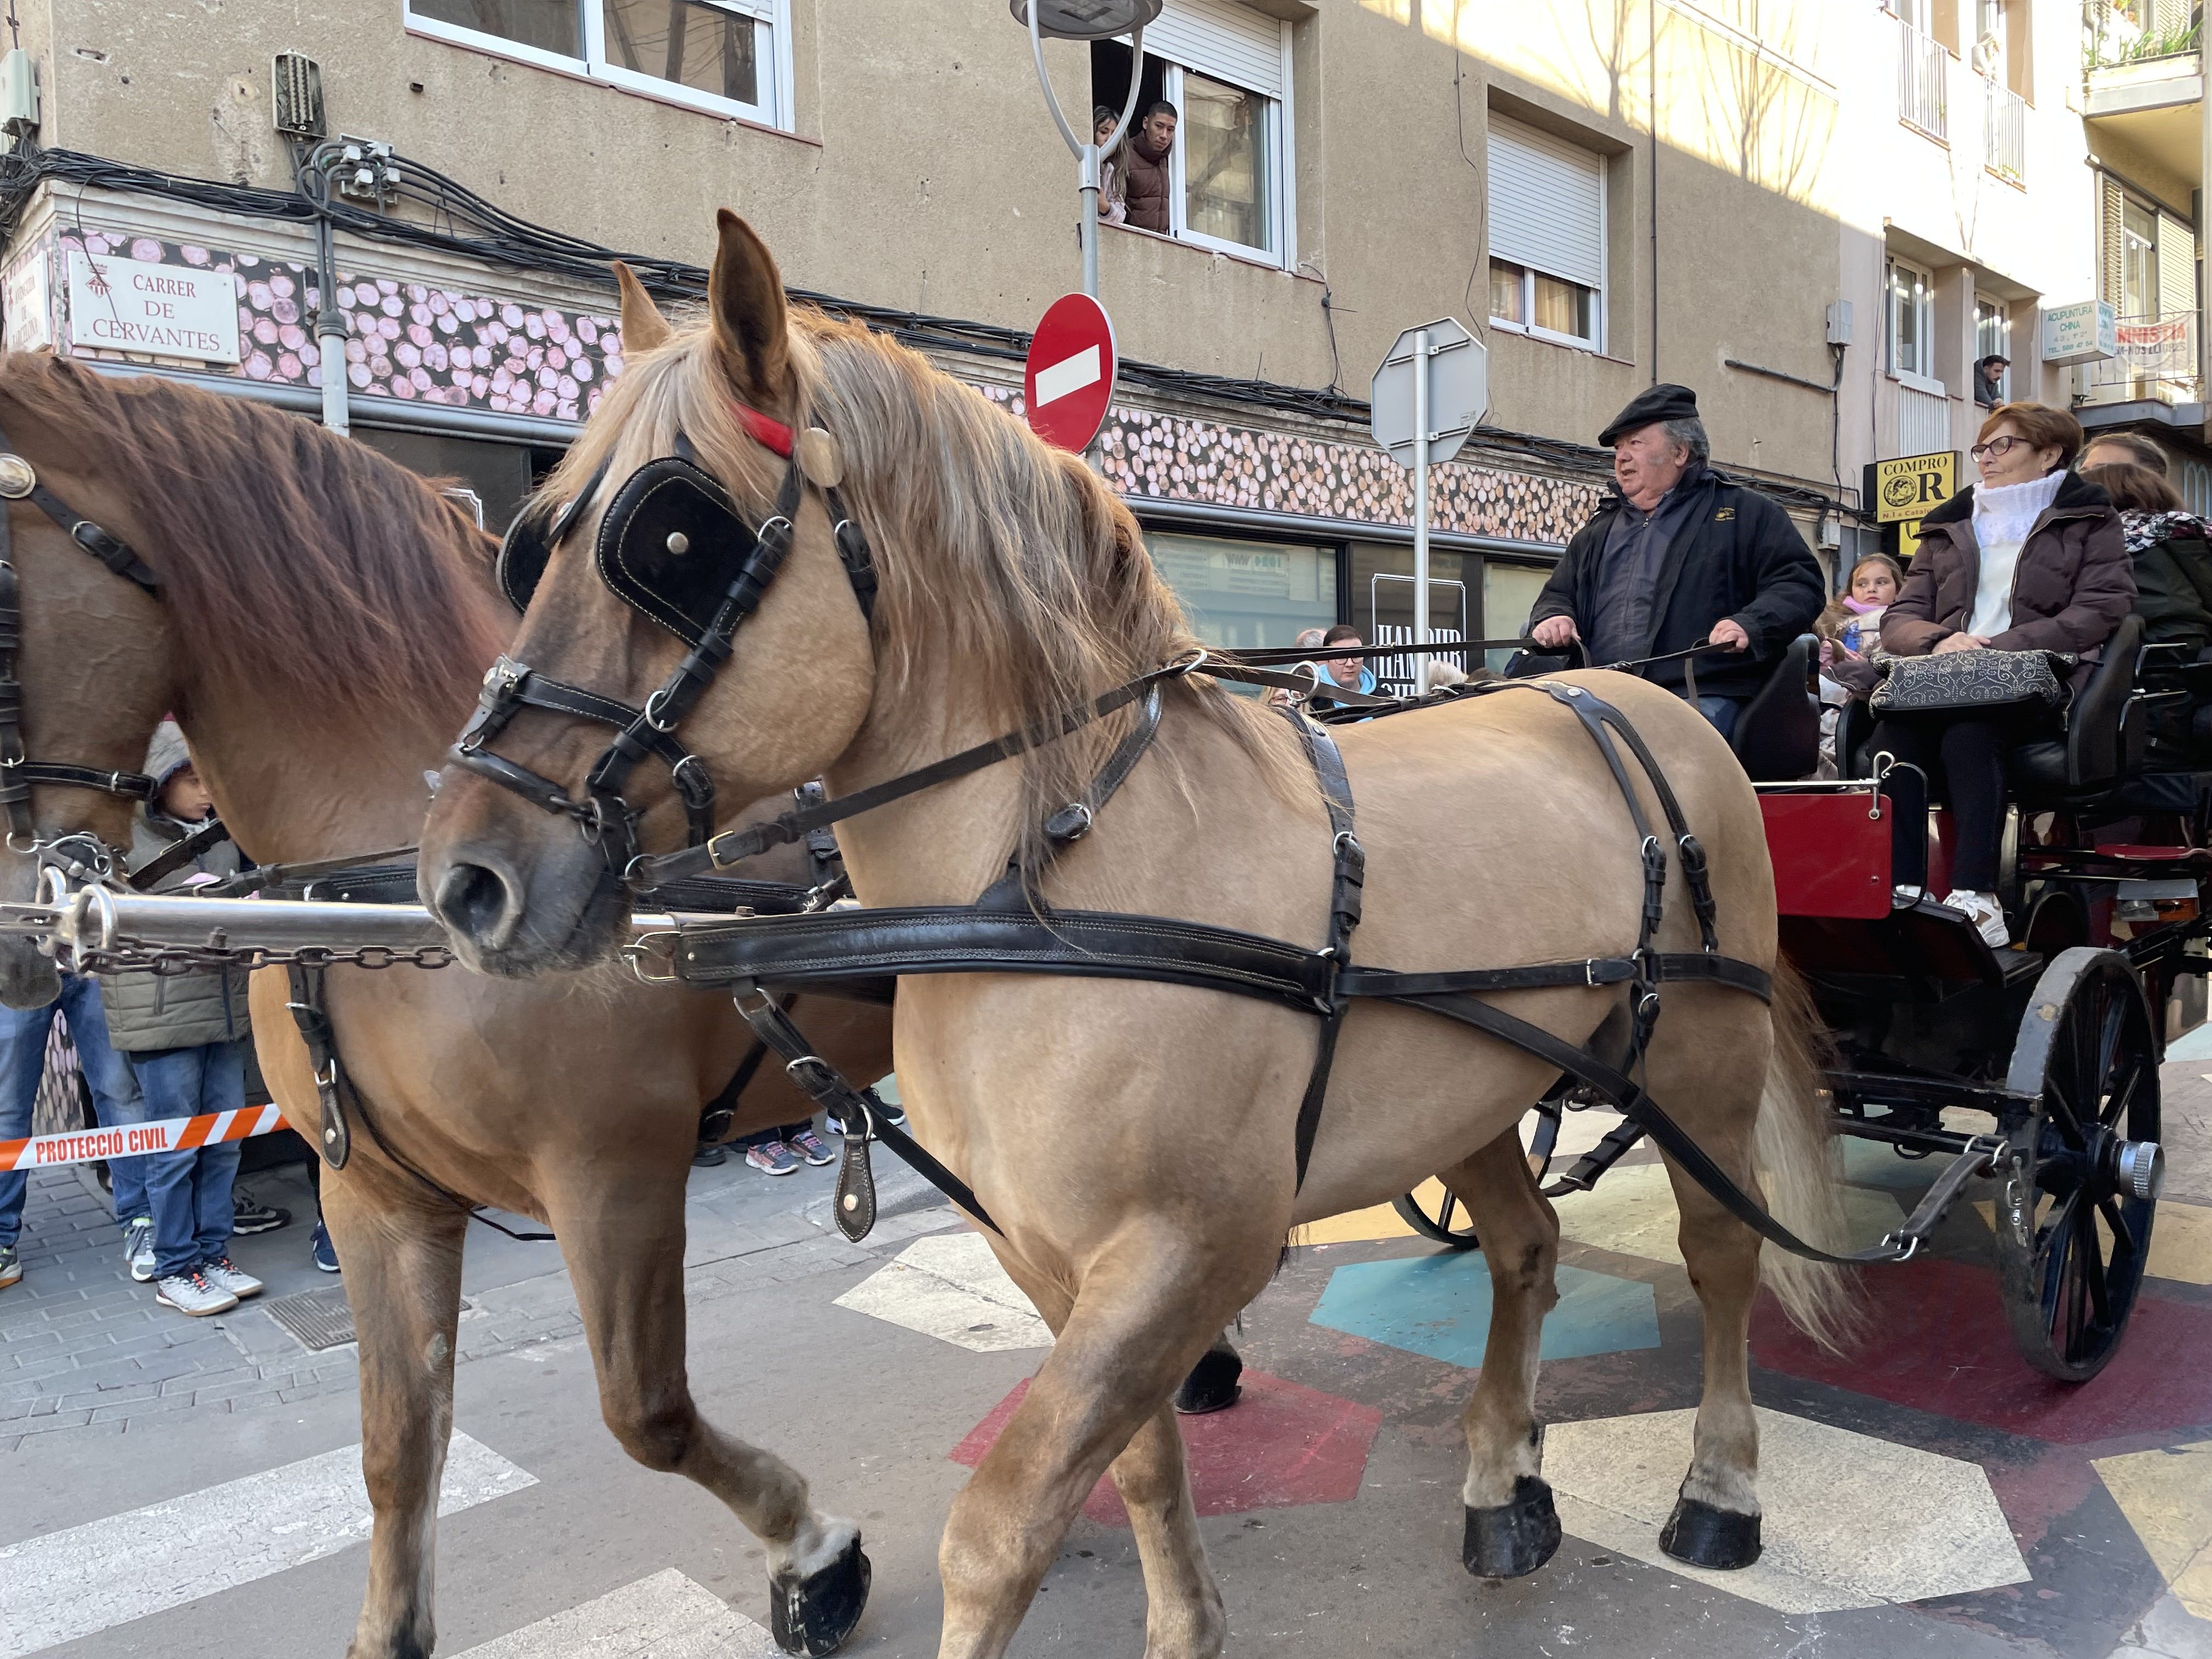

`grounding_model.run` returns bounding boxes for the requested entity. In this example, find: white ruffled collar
[1970,471,2065,547]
